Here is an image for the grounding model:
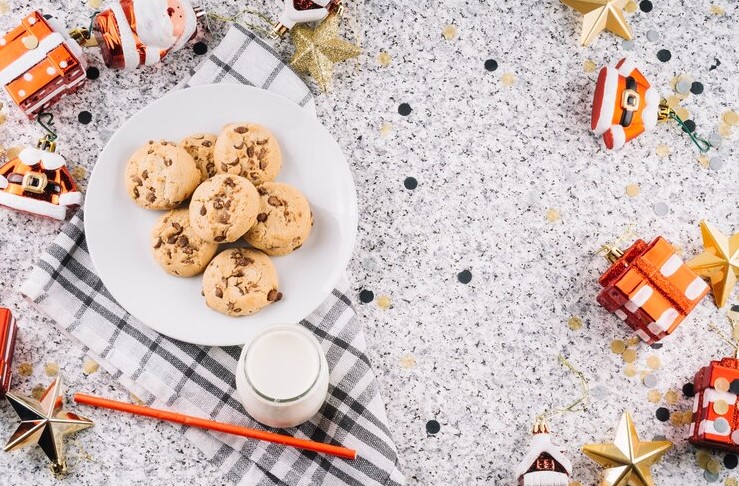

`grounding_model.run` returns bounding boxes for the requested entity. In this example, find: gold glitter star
[582,412,672,486]
[290,12,361,92]
[561,0,633,47]
[687,220,739,308]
